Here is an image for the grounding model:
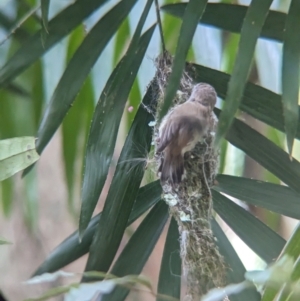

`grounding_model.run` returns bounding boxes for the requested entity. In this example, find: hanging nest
[152,52,226,300]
